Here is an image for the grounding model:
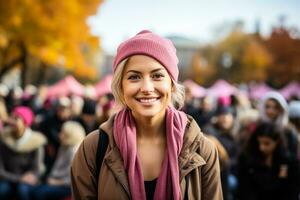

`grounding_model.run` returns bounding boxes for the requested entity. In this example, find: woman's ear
[171,82,176,92]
